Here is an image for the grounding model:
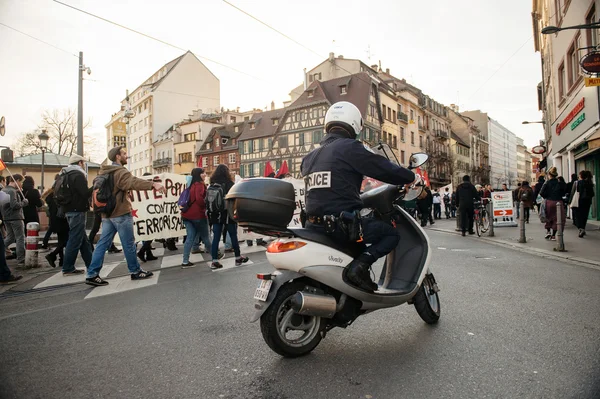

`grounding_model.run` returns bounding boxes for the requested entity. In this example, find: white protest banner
[128,173,188,242]
[491,190,517,227]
